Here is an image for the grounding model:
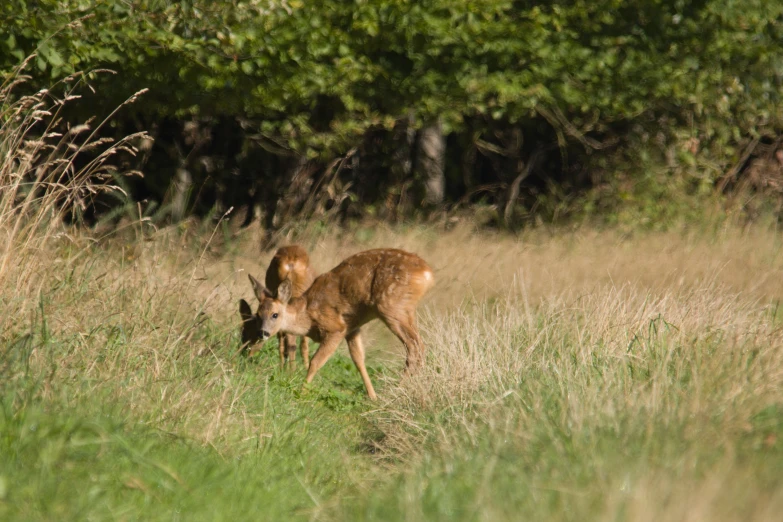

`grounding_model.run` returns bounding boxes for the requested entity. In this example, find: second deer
[248,248,435,400]
[241,245,316,367]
